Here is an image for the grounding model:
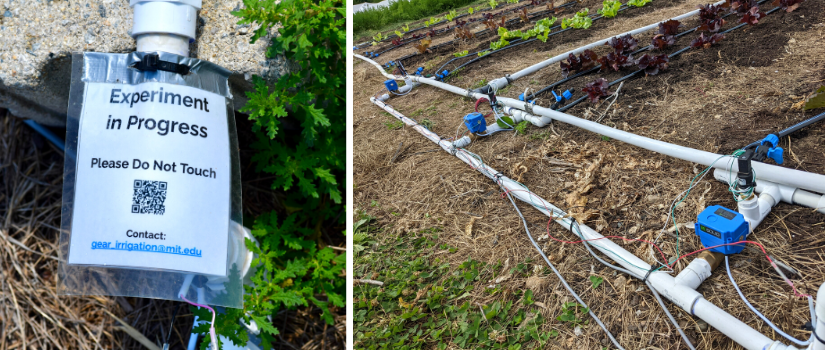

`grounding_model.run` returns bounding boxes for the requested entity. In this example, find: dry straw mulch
[1,113,345,350]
